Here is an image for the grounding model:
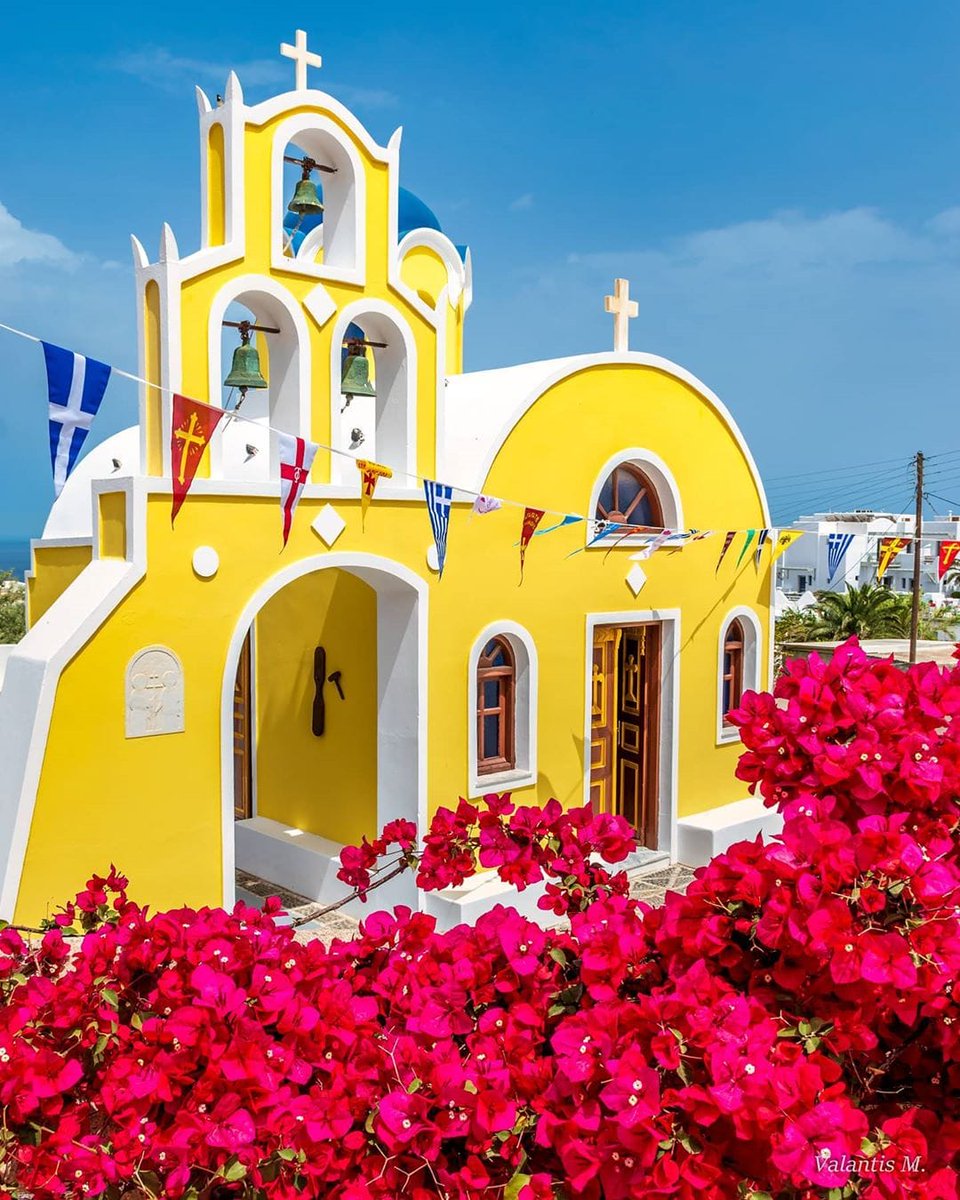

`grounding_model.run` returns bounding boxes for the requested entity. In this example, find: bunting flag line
[472,494,501,515]
[630,529,673,561]
[279,433,319,547]
[42,341,112,497]
[566,520,625,558]
[424,480,453,577]
[826,532,854,585]
[939,540,960,580]
[877,536,910,582]
[357,458,393,529]
[736,529,757,568]
[771,529,803,564]
[754,528,770,567]
[519,508,545,583]
[171,396,226,526]
[716,531,736,571]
